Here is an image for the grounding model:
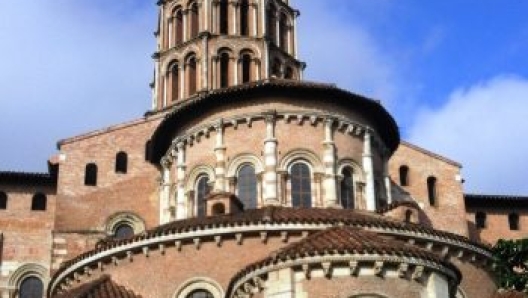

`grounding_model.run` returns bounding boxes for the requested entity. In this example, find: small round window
[114,224,134,240]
